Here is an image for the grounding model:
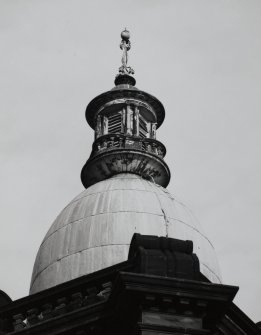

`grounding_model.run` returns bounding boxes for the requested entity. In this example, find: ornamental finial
[119,28,134,75]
